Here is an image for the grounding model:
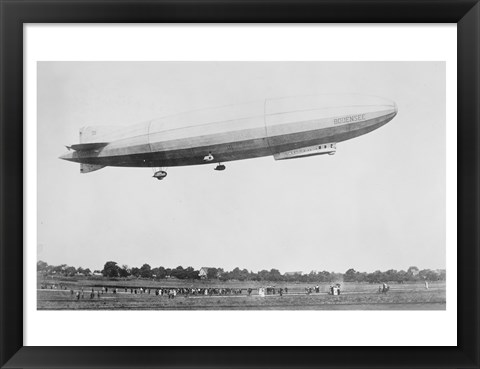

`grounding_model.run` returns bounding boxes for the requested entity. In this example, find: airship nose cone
[363,95,397,117]
[358,95,397,114]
